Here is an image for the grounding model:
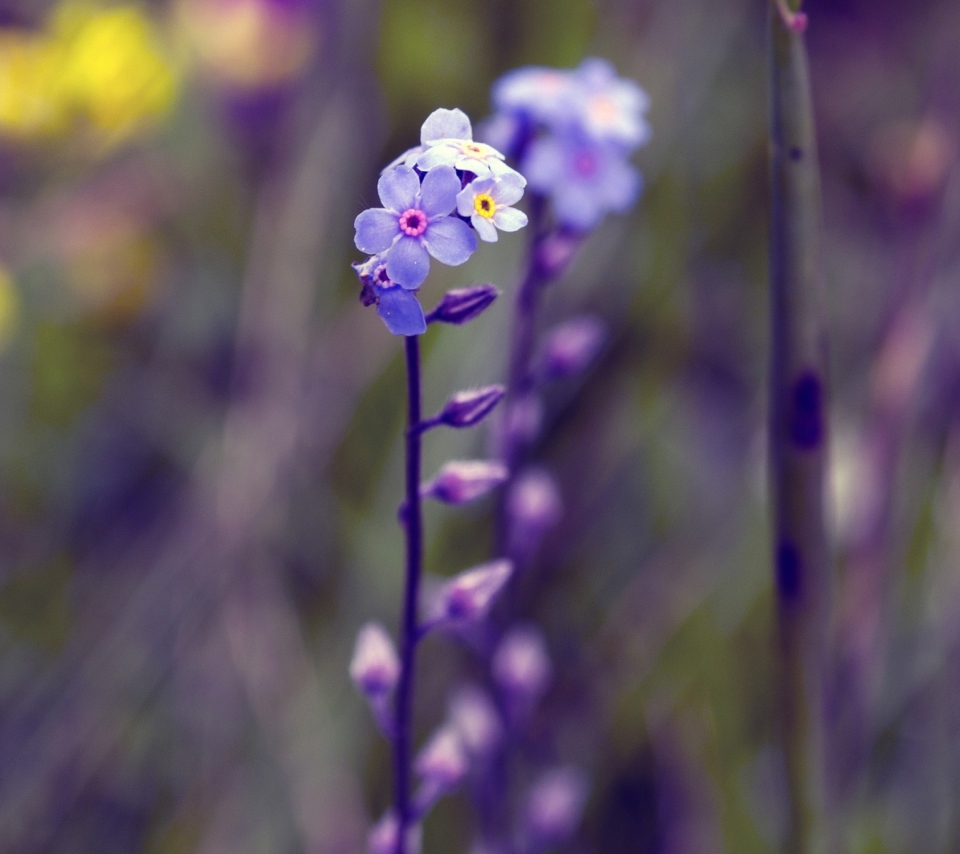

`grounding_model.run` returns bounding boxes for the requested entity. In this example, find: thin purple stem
[502,196,548,478]
[394,334,424,854]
